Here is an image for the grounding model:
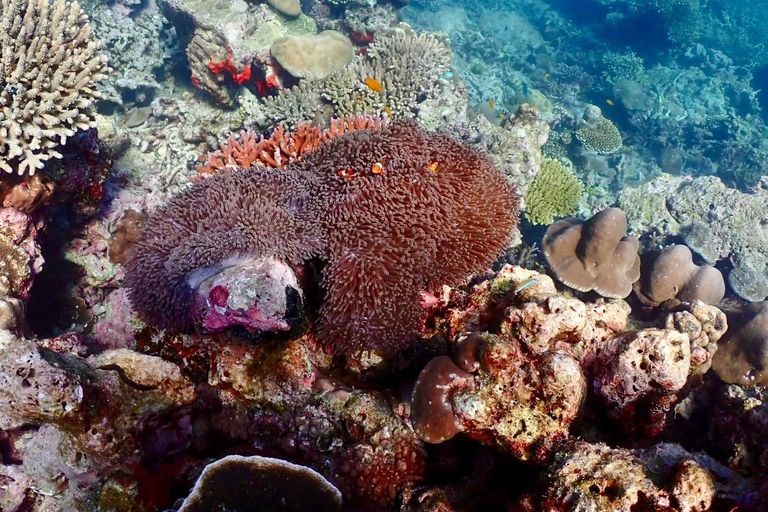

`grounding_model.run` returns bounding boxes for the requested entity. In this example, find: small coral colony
[1,0,768,510]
